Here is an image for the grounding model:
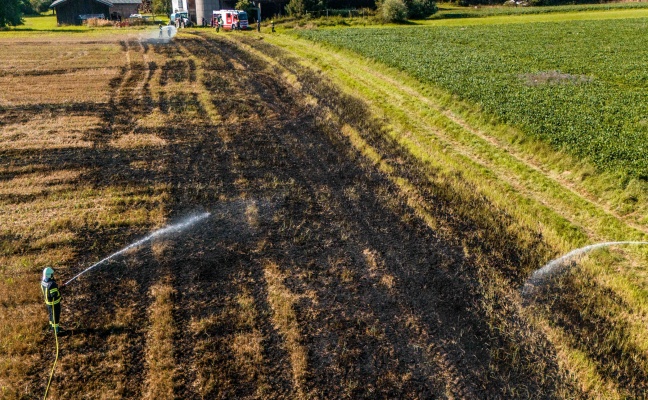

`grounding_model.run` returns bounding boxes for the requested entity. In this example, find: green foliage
[380,0,407,22]
[405,0,436,19]
[285,0,327,16]
[20,0,36,15]
[286,0,306,16]
[0,0,23,27]
[235,0,254,16]
[35,0,53,13]
[152,0,171,17]
[299,18,648,181]
[22,0,51,15]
